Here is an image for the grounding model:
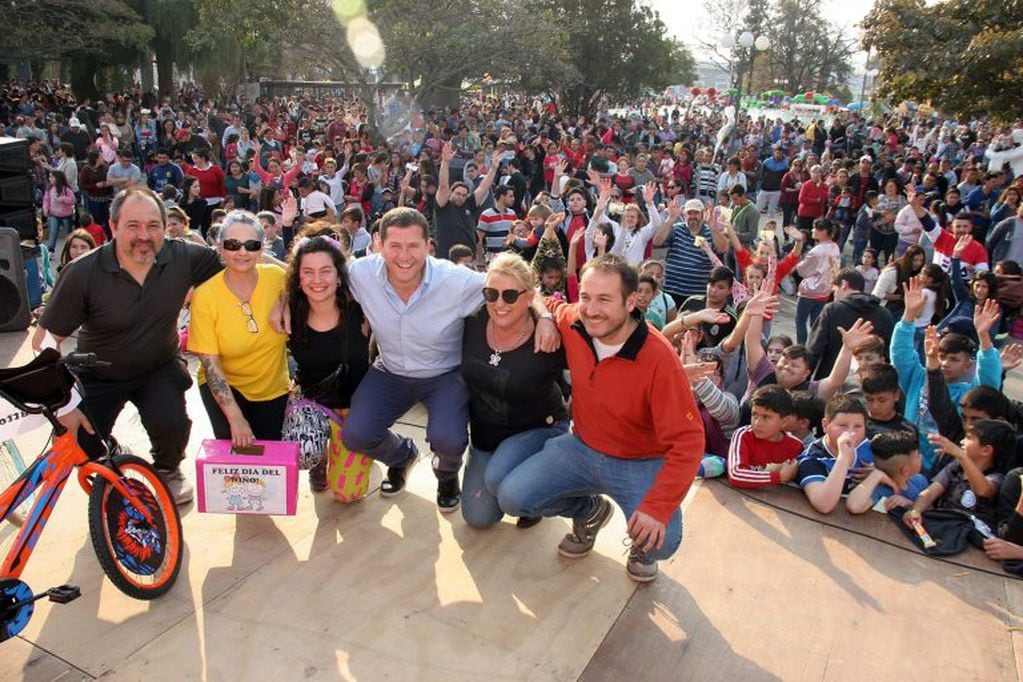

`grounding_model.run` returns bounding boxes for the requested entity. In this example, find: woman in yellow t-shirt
[188,210,289,446]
